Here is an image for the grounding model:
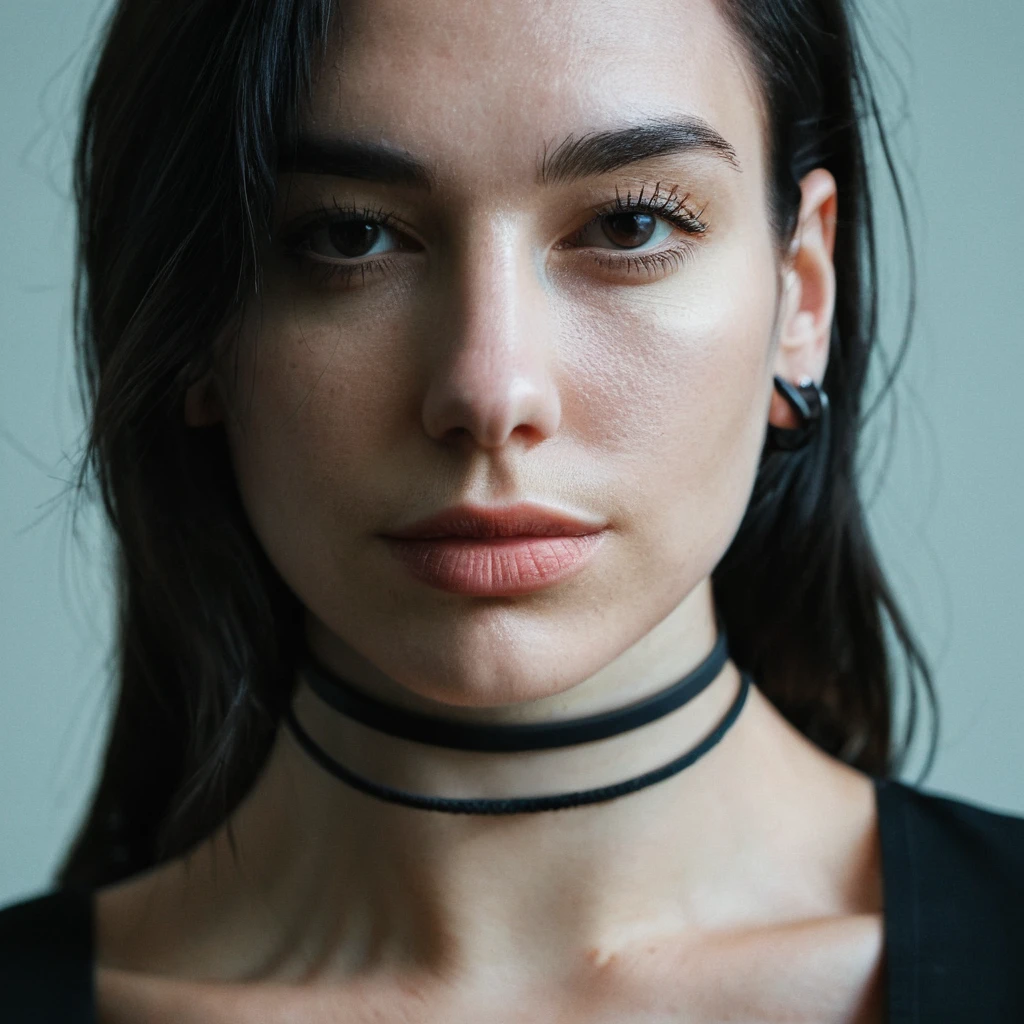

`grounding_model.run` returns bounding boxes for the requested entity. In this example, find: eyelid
[279,201,410,249]
[276,204,415,289]
[589,182,708,233]
[555,182,708,280]
[277,184,709,288]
